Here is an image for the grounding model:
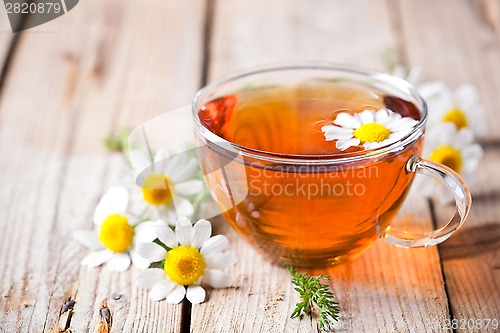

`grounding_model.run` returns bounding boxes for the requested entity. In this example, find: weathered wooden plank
[397,0,500,139]
[0,9,13,70]
[191,0,450,332]
[324,188,451,332]
[433,148,500,327]
[0,0,205,332]
[208,0,393,78]
[193,221,322,333]
[475,0,500,42]
[396,0,500,330]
